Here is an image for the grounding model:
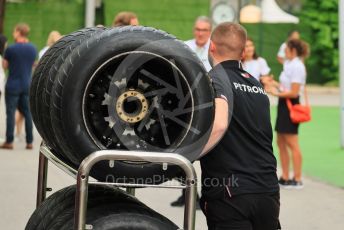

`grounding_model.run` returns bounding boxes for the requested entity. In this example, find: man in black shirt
[200,22,280,230]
